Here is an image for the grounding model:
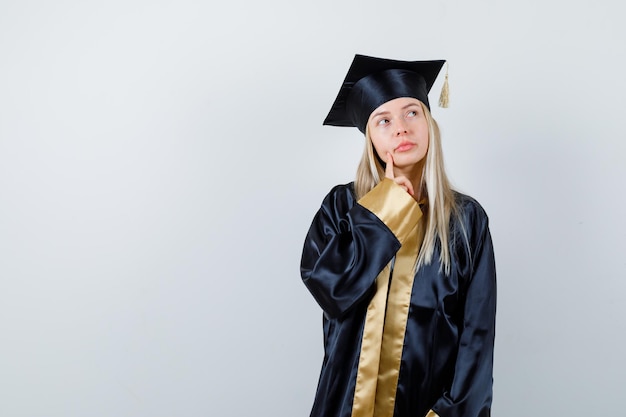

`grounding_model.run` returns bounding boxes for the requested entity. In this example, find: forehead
[370,97,422,116]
